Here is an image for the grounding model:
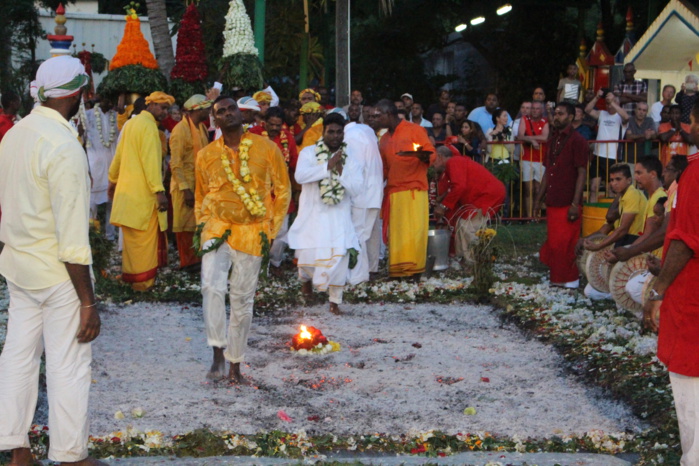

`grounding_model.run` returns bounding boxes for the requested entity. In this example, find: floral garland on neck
[262,130,290,164]
[315,138,347,206]
[94,104,118,148]
[220,137,266,217]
